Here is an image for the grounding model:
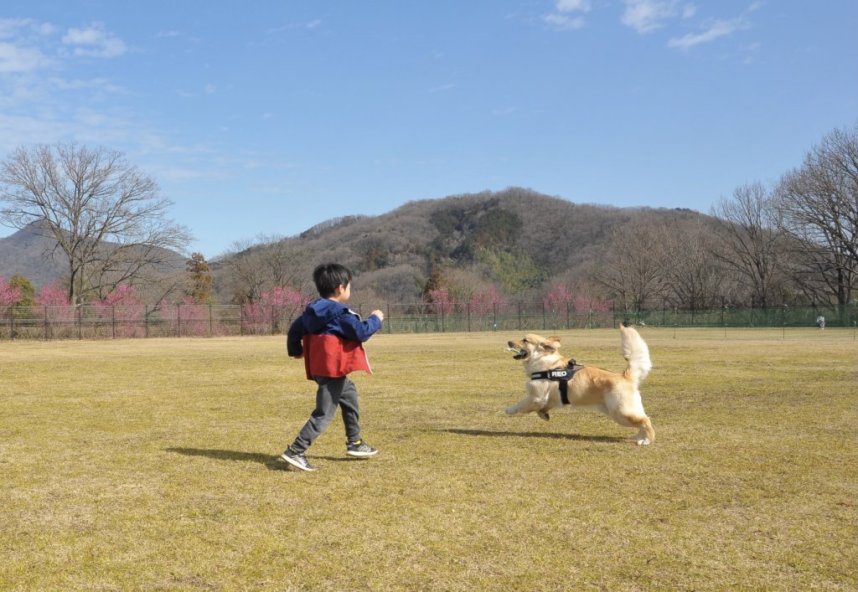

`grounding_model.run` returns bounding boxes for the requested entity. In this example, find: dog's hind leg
[630,415,655,446]
[609,410,655,445]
